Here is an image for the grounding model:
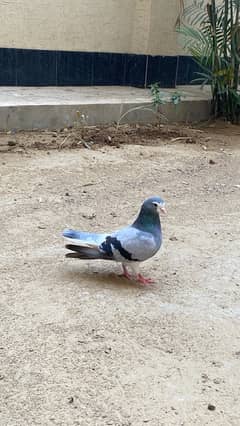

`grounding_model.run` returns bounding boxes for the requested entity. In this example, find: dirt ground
[0,123,240,426]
